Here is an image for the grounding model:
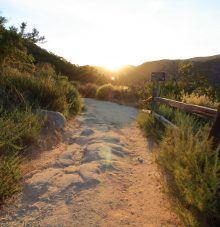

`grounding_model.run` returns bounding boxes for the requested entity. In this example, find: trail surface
[1,99,180,227]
